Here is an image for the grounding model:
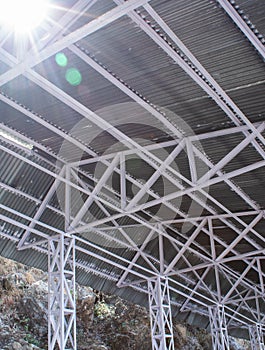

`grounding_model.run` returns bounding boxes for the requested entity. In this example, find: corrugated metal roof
[0,0,265,336]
